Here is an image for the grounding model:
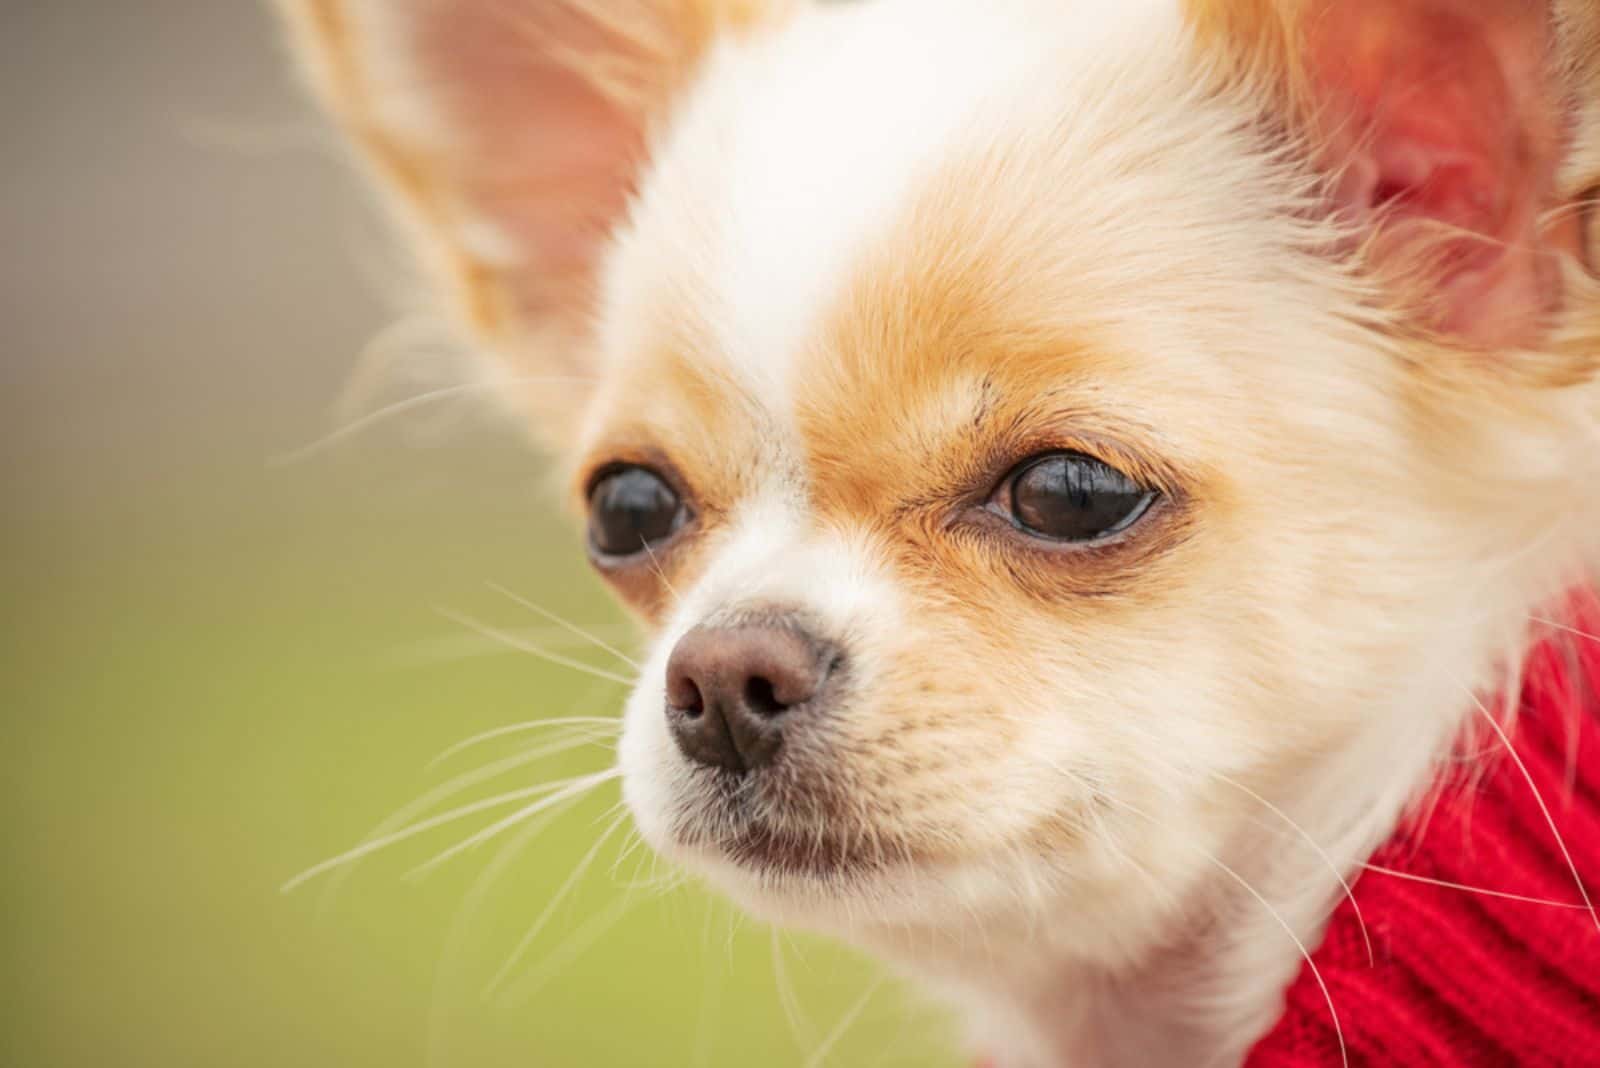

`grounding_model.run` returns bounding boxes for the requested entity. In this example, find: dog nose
[664,621,838,773]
